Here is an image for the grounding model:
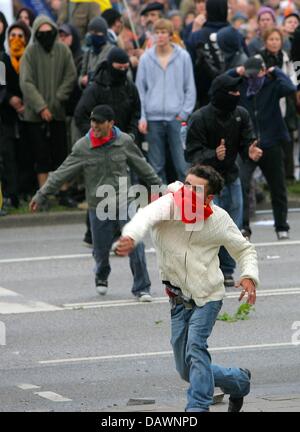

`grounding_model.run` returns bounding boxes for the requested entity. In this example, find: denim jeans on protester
[213,177,243,276]
[88,209,151,295]
[171,301,251,412]
[146,120,189,183]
